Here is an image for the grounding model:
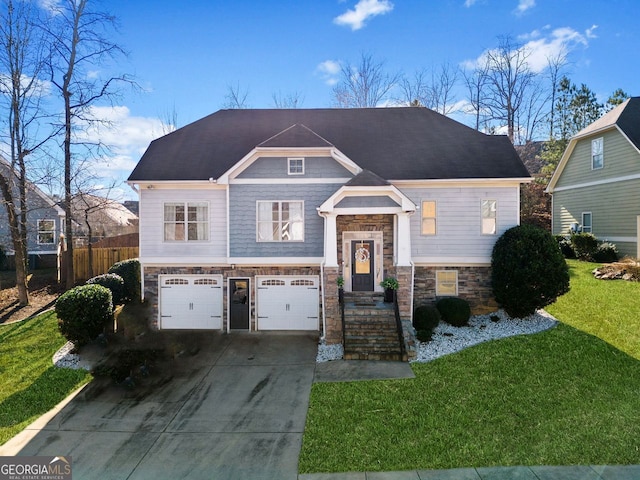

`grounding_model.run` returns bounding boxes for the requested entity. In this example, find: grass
[299,259,640,473]
[0,311,92,446]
